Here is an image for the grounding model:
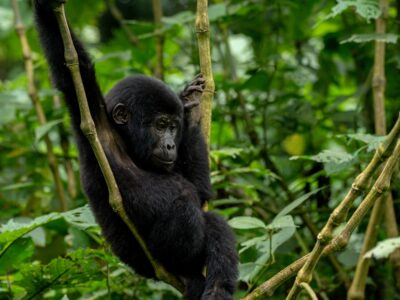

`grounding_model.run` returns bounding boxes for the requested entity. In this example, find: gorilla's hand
[180,74,205,109]
[179,74,205,127]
